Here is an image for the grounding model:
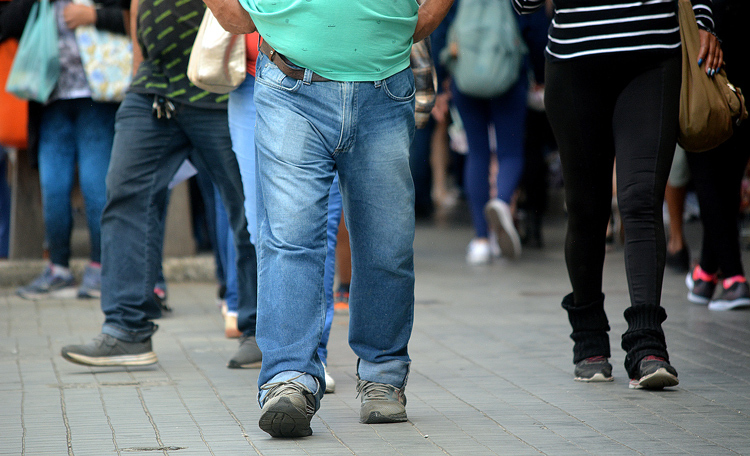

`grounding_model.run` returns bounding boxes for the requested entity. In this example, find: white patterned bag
[73,0,132,102]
